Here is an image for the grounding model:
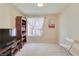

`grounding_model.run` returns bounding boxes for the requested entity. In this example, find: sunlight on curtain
[27,17,44,36]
